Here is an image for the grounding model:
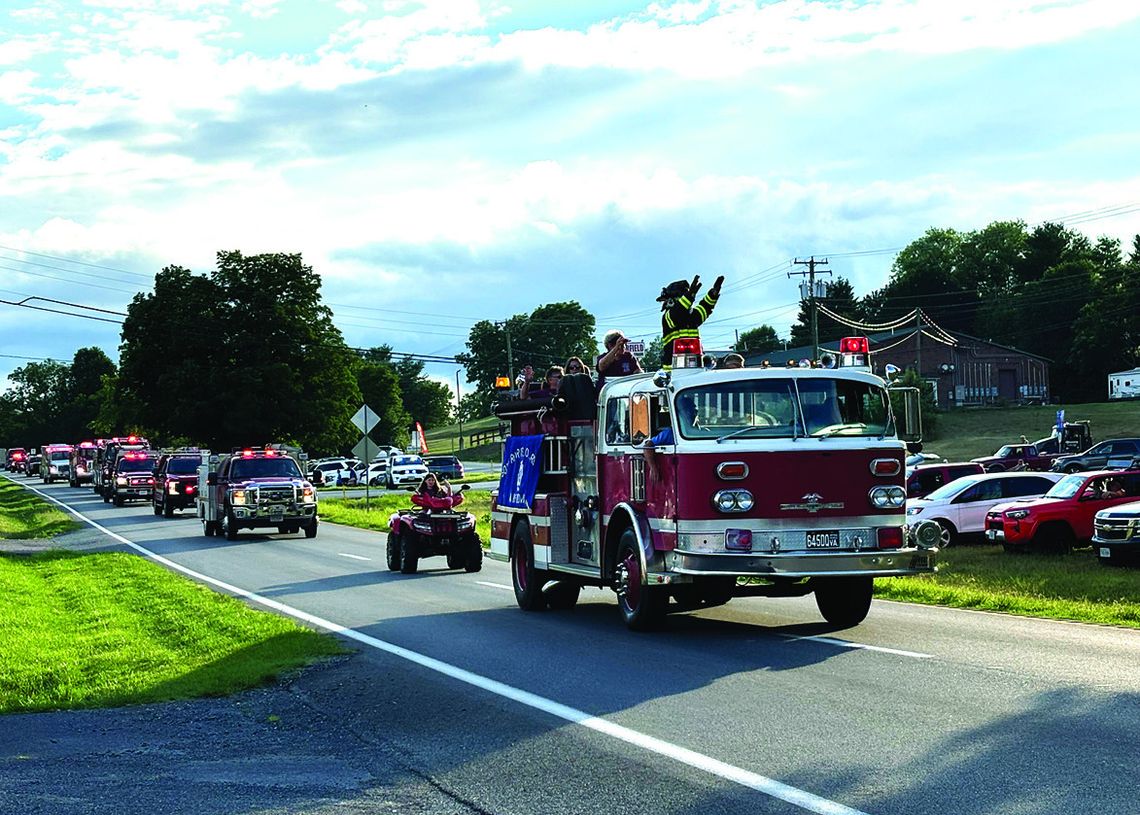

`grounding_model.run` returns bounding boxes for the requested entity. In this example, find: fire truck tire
[386,532,402,571]
[813,576,873,628]
[511,524,547,611]
[153,500,162,516]
[223,510,240,541]
[102,490,110,503]
[400,534,418,574]
[544,580,580,610]
[464,535,483,573]
[163,499,174,518]
[615,530,665,630]
[203,520,215,537]
[304,519,318,539]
